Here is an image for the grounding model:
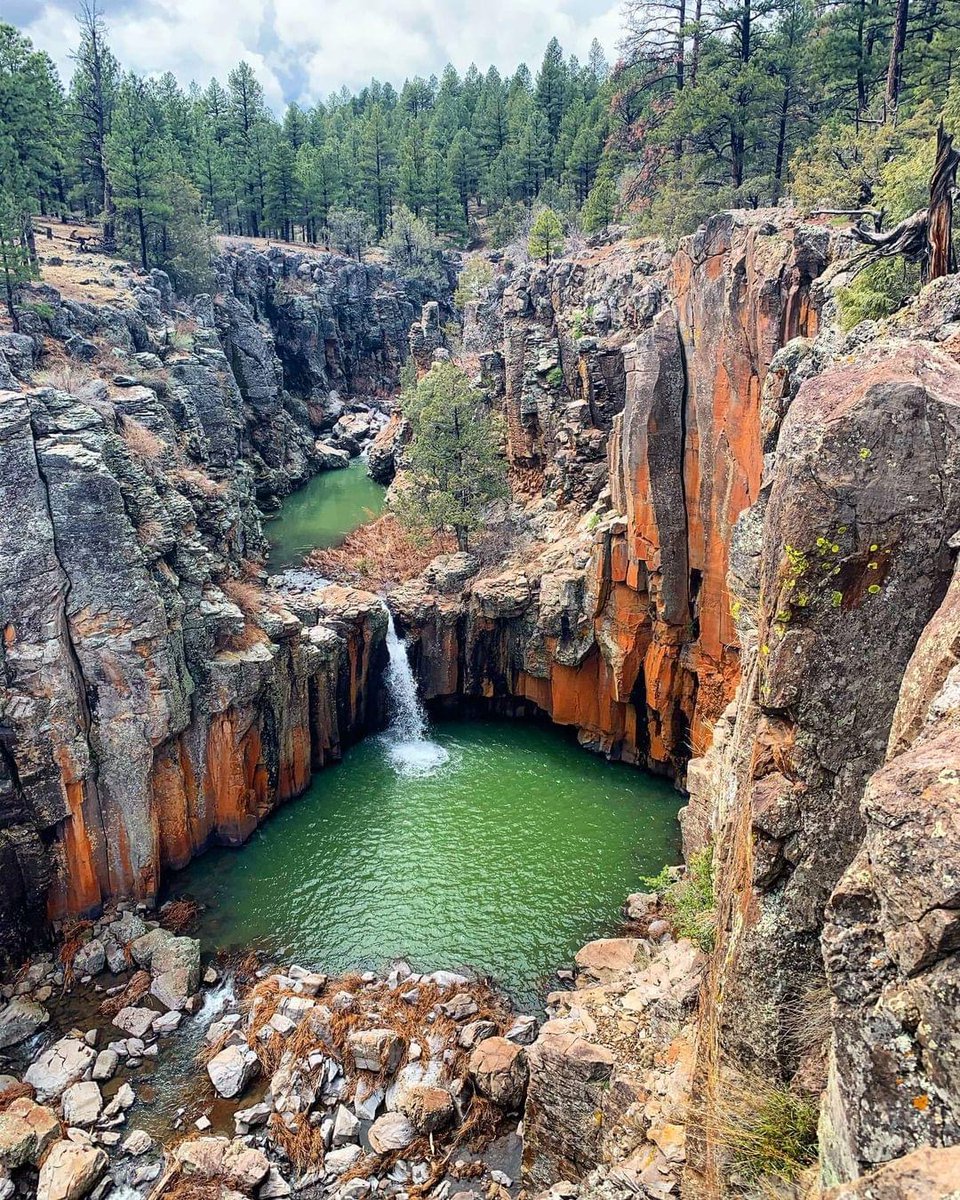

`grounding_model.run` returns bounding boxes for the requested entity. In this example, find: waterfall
[383,609,449,776]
